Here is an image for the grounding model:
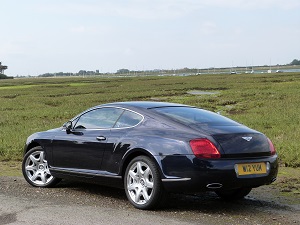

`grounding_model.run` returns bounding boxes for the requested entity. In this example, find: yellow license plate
[237,162,267,175]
